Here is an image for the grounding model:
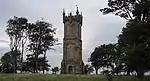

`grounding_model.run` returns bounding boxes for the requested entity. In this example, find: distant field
[0,74,150,81]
